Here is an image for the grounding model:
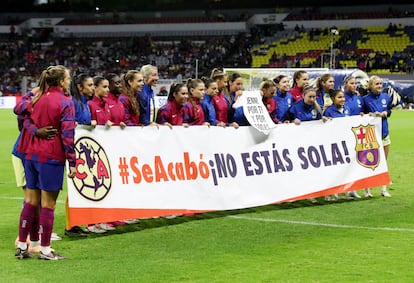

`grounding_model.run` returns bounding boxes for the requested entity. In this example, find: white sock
[381,185,387,192]
[40,246,51,255]
[17,241,27,250]
[30,240,40,248]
